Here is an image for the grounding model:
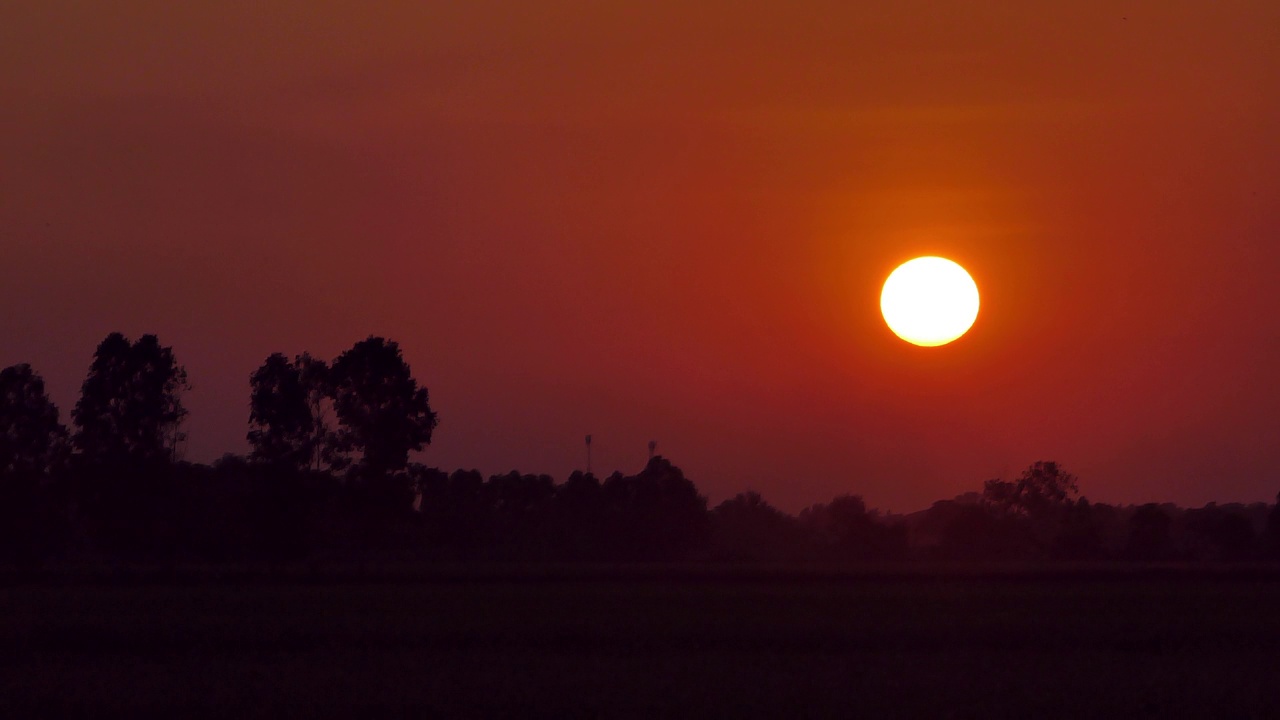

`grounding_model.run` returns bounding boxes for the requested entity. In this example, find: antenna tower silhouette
[585,434,593,475]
